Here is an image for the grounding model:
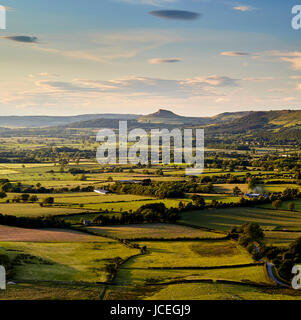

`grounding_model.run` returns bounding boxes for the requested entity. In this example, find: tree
[20,193,30,202]
[29,195,39,203]
[79,174,87,181]
[288,202,295,212]
[190,195,205,208]
[43,197,54,206]
[233,186,242,196]
[0,191,7,199]
[272,199,282,210]
[247,177,257,191]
